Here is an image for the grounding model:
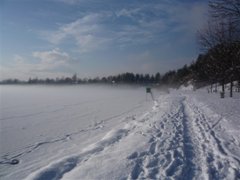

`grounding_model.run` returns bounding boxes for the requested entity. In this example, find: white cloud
[1,49,73,80]
[33,48,69,67]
